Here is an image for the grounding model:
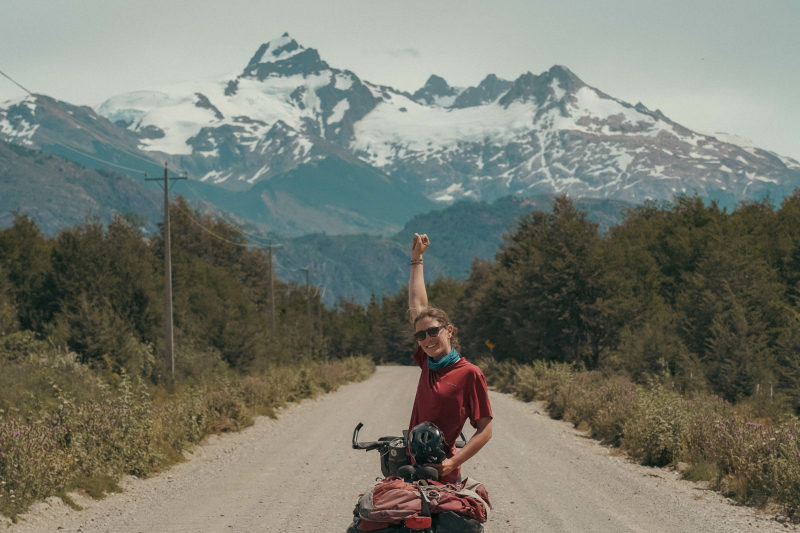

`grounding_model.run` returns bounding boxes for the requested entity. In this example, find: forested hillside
[0,141,162,235]
[276,195,630,305]
[368,193,800,410]
[0,198,384,377]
